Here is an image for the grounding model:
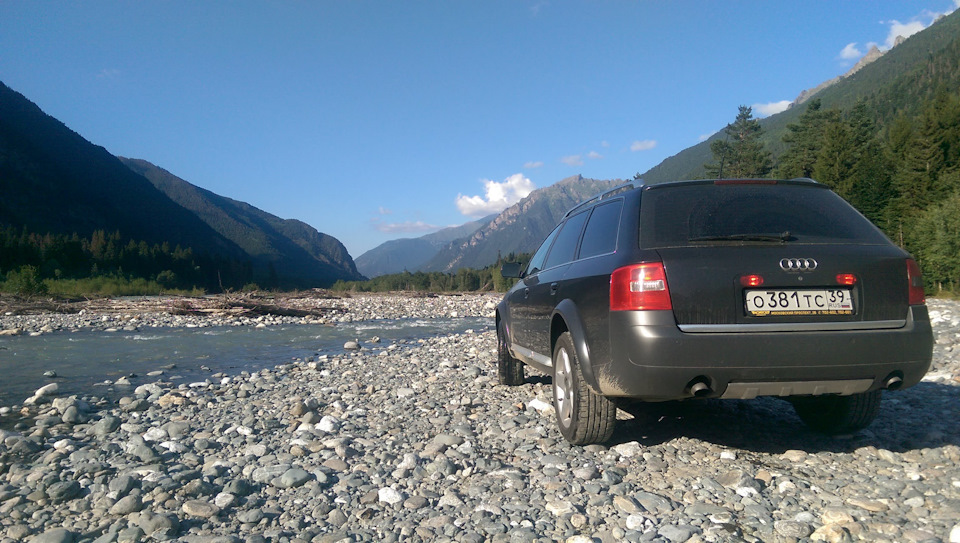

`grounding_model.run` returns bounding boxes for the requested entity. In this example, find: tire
[497,320,524,386]
[552,332,617,445]
[791,390,882,435]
